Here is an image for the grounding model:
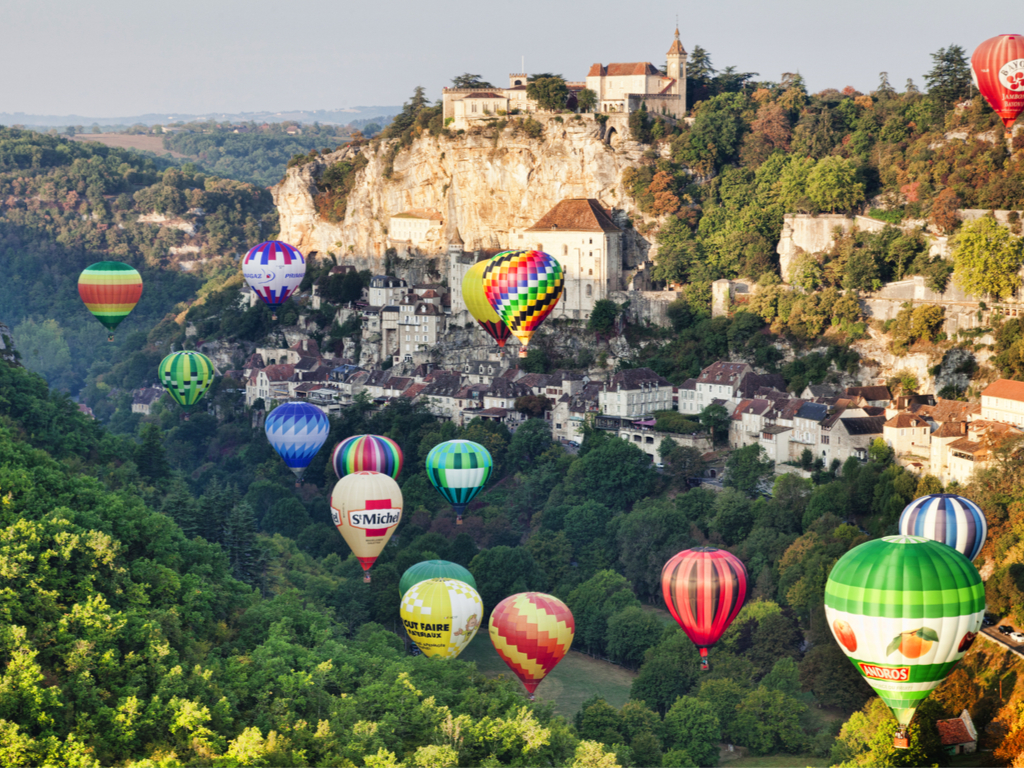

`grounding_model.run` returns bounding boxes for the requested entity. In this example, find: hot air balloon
[241,240,306,319]
[662,547,748,670]
[399,560,476,597]
[265,402,330,485]
[462,258,512,349]
[158,351,215,417]
[482,249,564,358]
[331,471,403,582]
[332,434,403,480]
[425,439,493,524]
[489,592,574,699]
[899,493,988,561]
[400,577,483,658]
[824,535,985,748]
[971,34,1024,130]
[77,262,143,341]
